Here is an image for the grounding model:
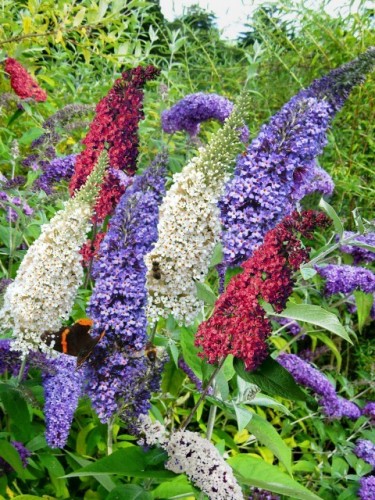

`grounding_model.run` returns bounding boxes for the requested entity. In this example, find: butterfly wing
[76,330,105,369]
